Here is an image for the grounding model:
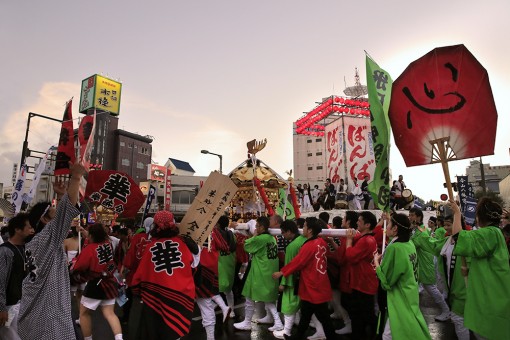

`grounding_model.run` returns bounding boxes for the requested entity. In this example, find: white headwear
[143,217,154,234]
